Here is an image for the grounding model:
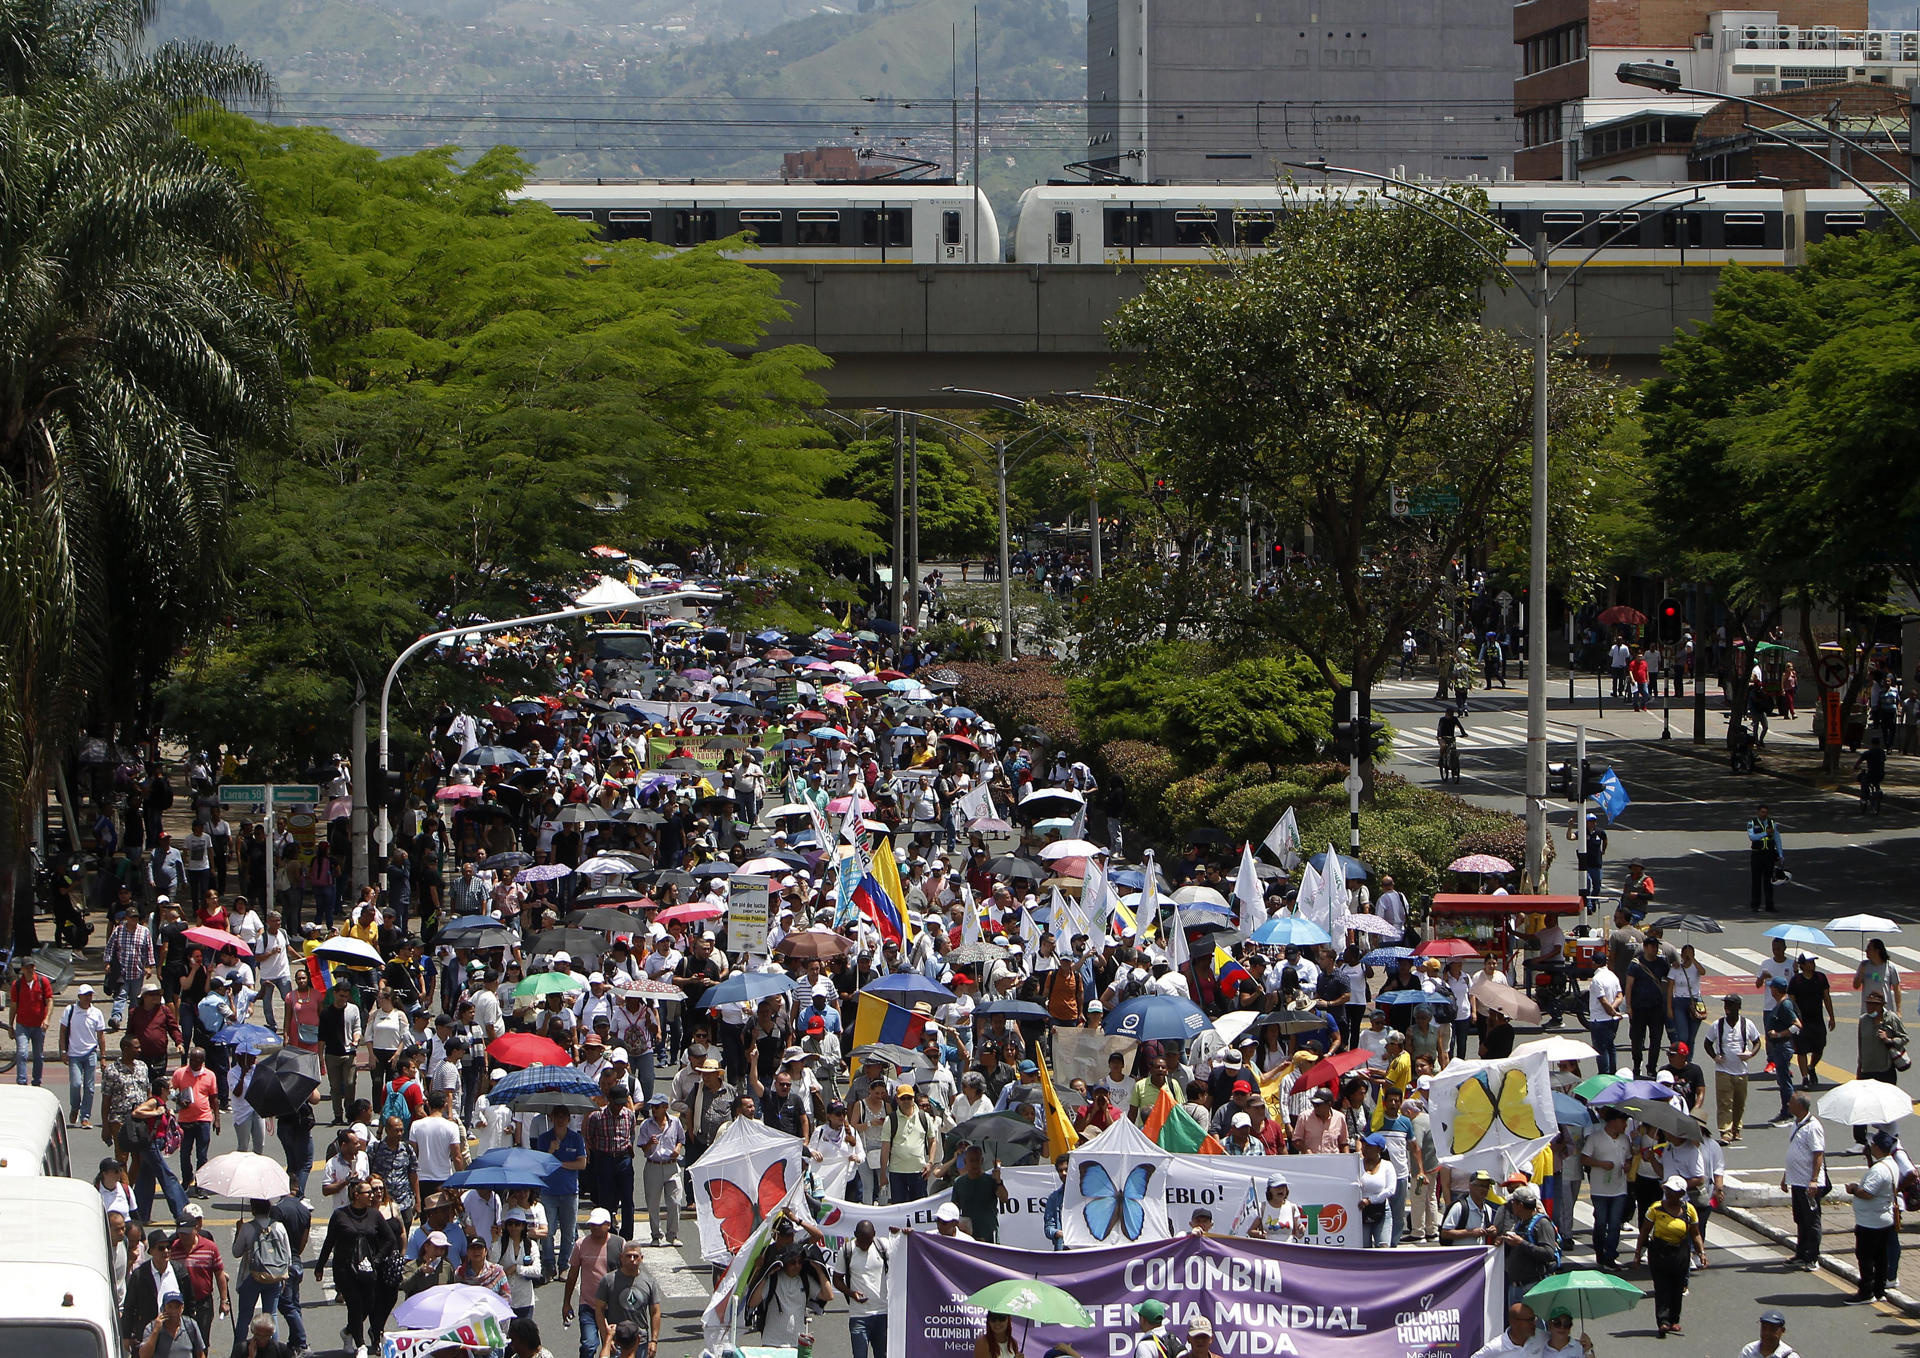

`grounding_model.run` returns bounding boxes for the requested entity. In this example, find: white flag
[445,714,480,757]
[1229,1178,1263,1236]
[957,782,995,825]
[838,776,866,845]
[1262,807,1301,868]
[1137,850,1159,942]
[959,880,982,945]
[1061,865,1097,948]
[1296,860,1327,929]
[1320,843,1349,938]
[1166,900,1189,970]
[1020,904,1040,972]
[1233,842,1268,933]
